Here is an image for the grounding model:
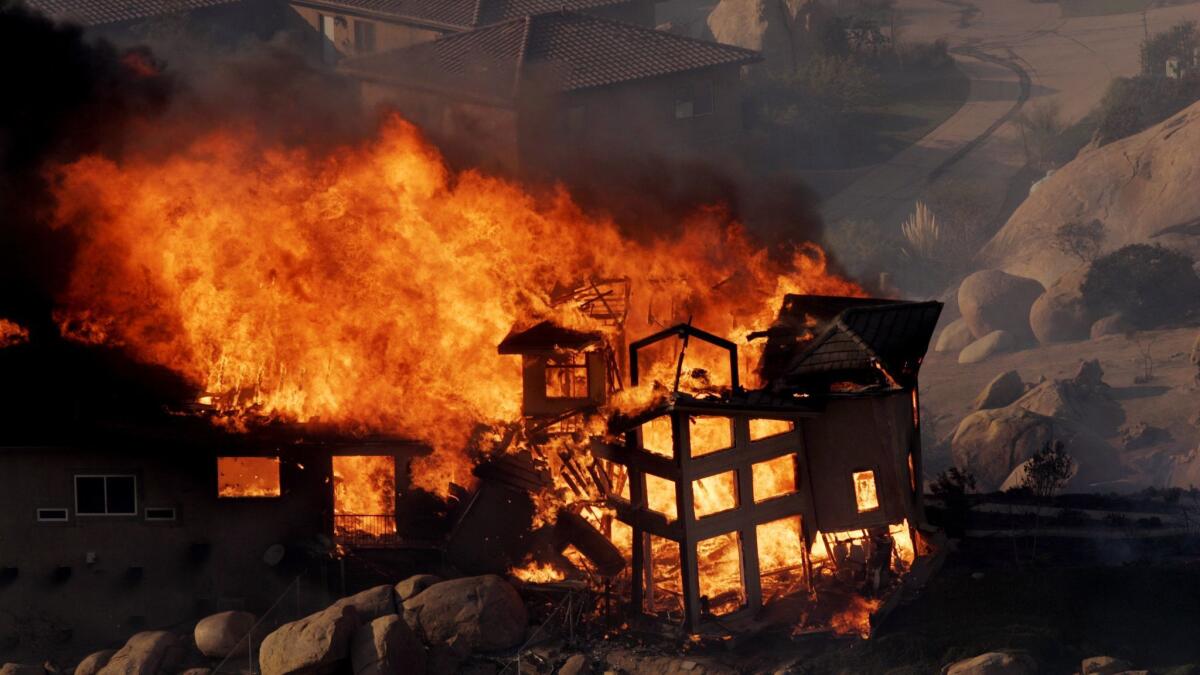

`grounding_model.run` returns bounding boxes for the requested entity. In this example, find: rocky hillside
[980,99,1200,287]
